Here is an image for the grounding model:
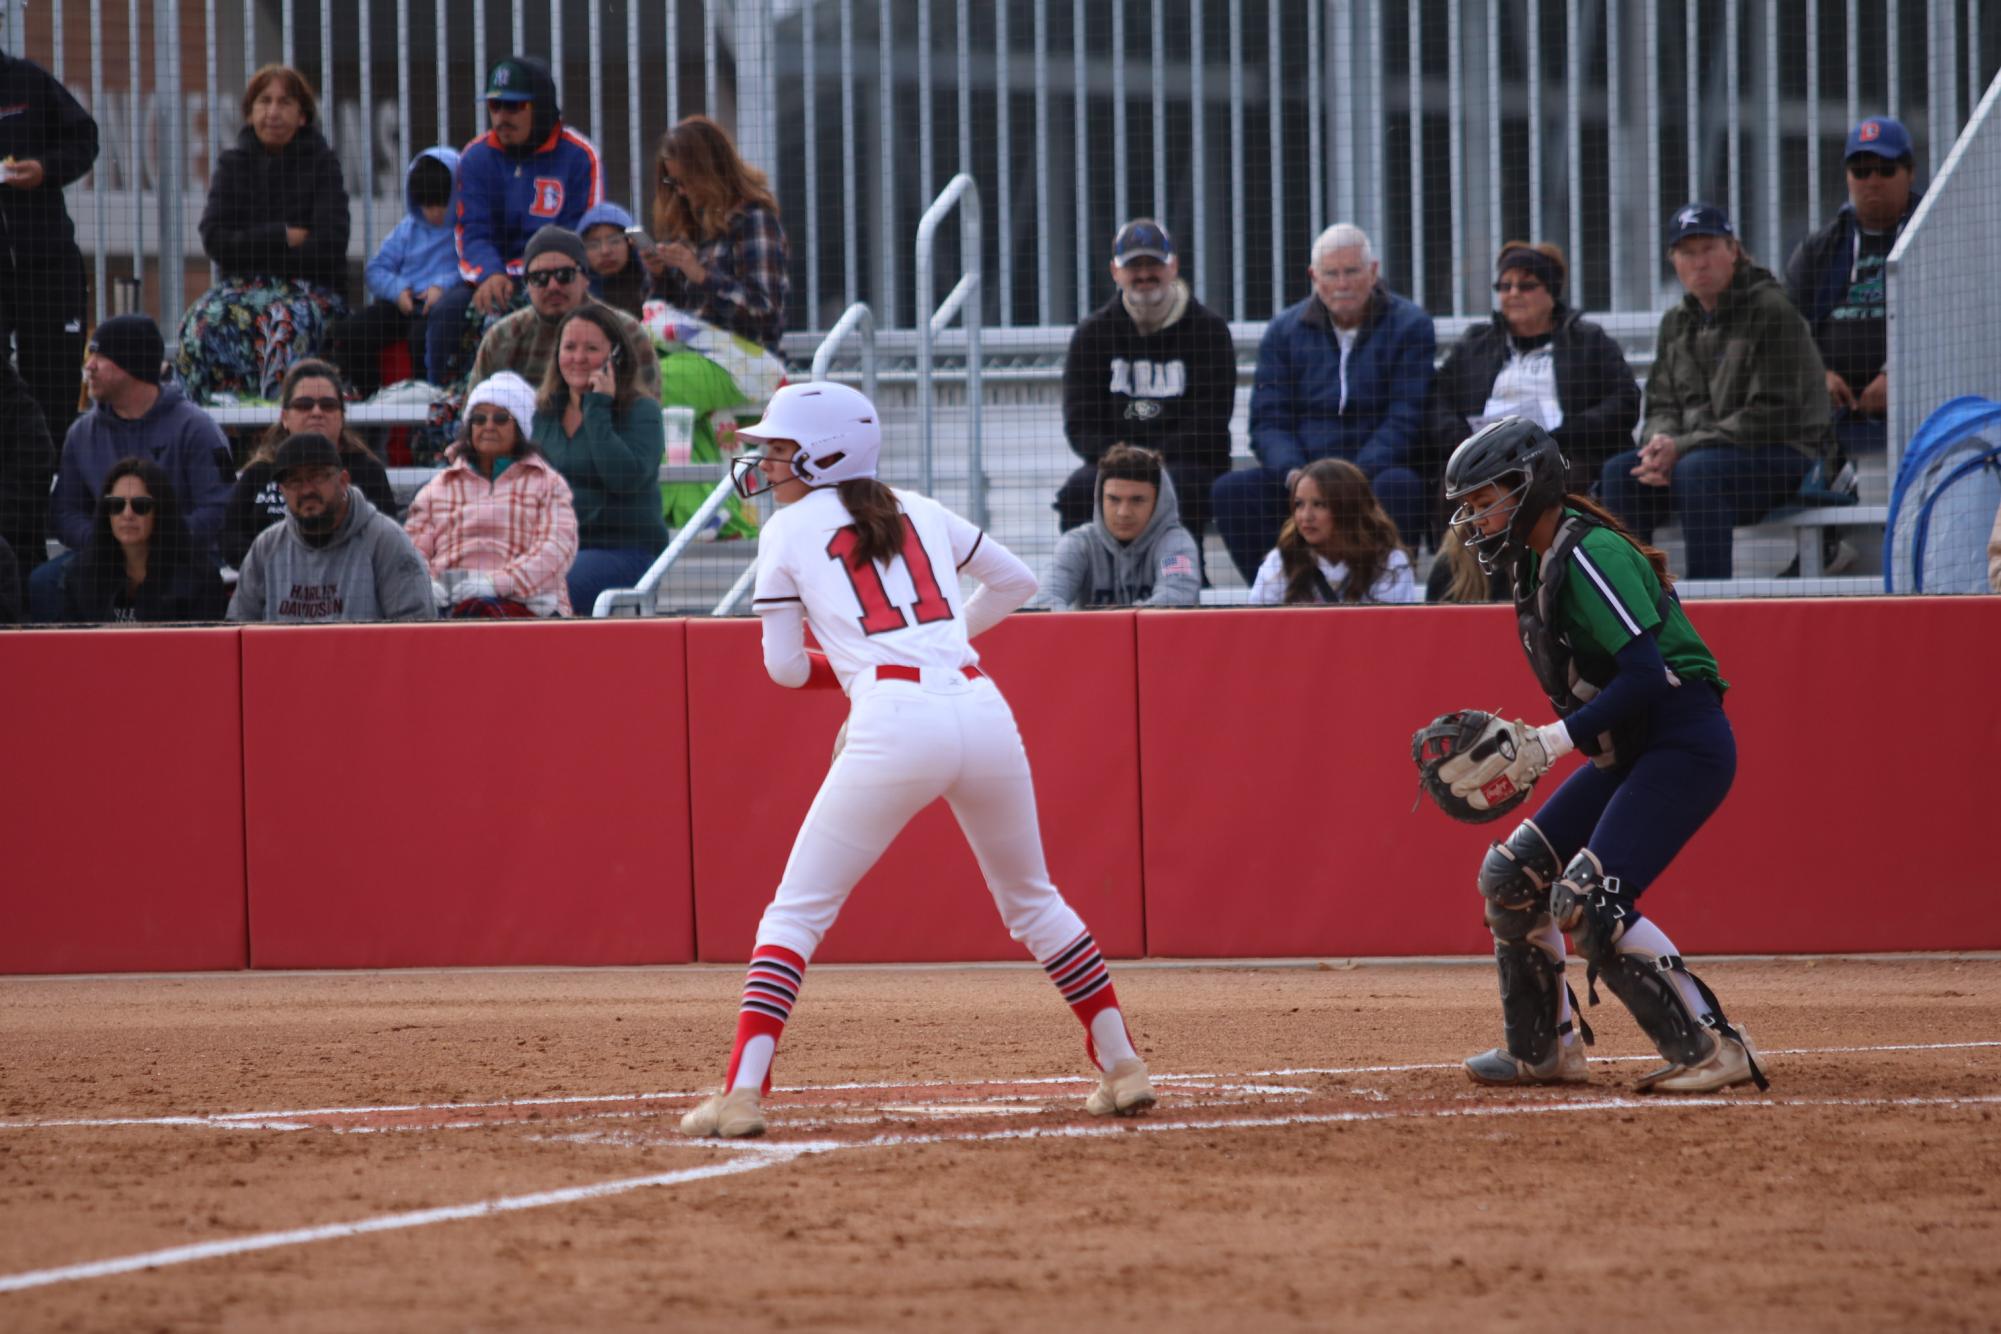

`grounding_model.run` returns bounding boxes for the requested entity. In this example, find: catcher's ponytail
[838,478,905,568]
[1563,492,1675,588]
